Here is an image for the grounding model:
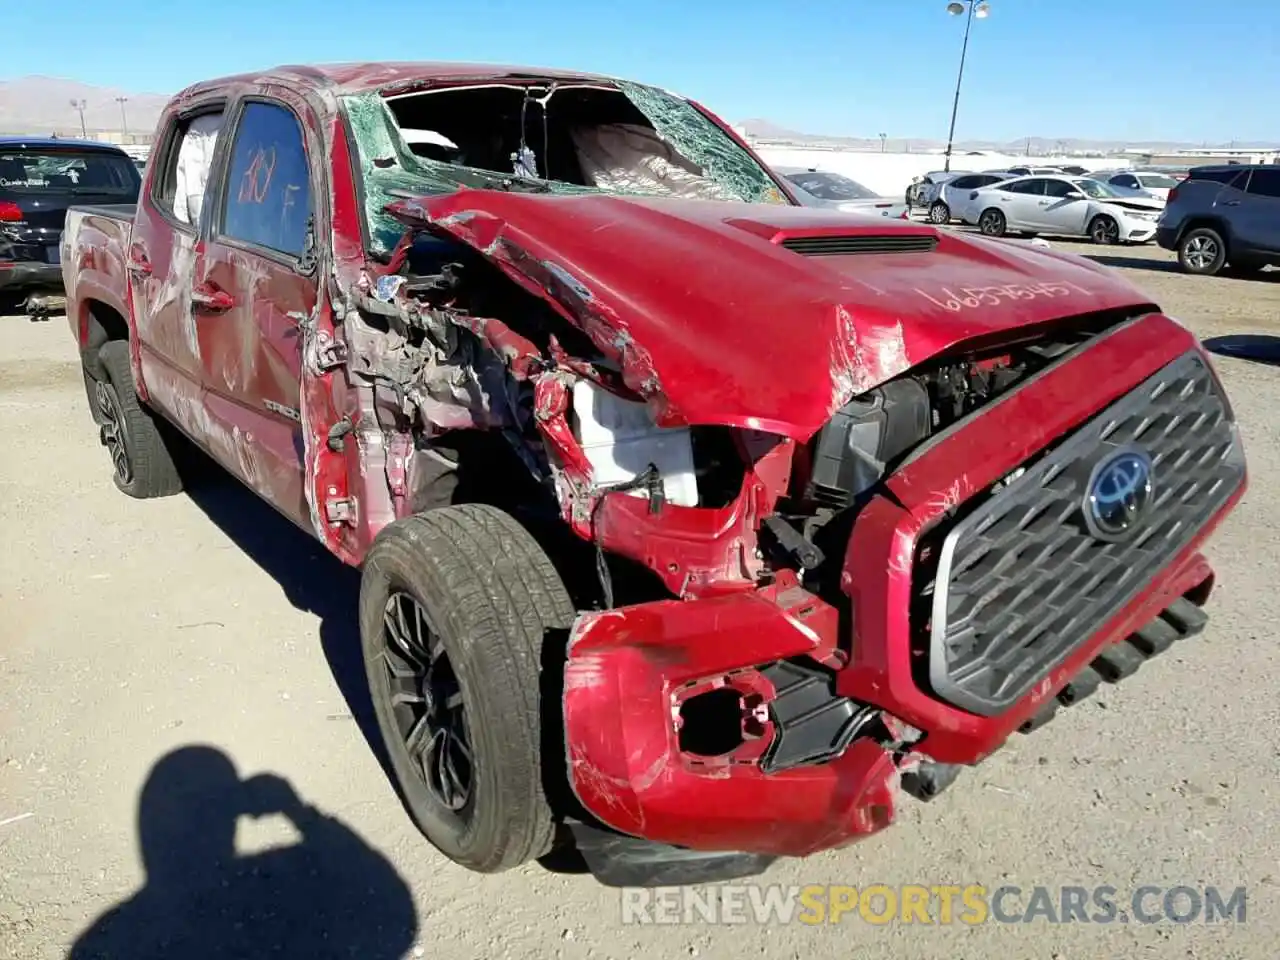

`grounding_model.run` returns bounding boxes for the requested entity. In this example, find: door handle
[191,281,235,312]
[1223,200,1241,206]
[126,245,152,277]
